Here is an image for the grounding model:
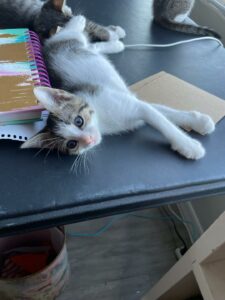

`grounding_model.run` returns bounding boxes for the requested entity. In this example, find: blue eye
[74,116,84,128]
[67,140,78,149]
